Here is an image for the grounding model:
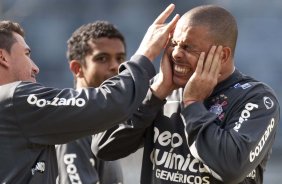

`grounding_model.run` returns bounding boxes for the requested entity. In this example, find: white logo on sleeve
[249,118,275,162]
[27,94,86,107]
[263,96,274,109]
[233,103,258,132]
[31,161,45,175]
